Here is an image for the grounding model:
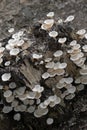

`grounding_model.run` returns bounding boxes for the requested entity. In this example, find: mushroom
[4,90,12,98]
[53,50,63,57]
[13,113,21,121]
[10,48,20,56]
[64,15,75,22]
[47,12,54,18]
[49,31,58,38]
[1,73,11,81]
[46,118,54,125]
[58,37,67,44]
